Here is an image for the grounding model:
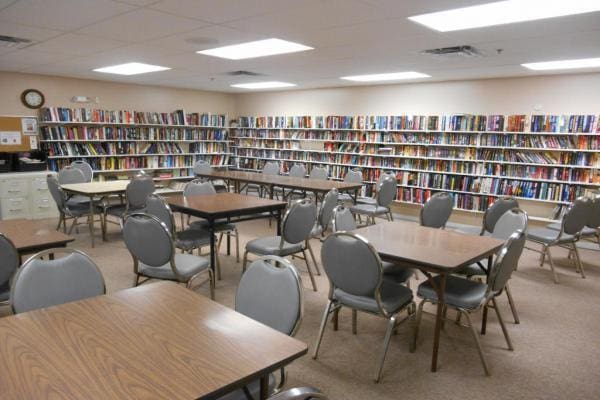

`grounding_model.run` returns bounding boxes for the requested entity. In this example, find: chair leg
[235,229,240,262]
[463,310,490,376]
[208,269,215,300]
[491,298,513,351]
[133,274,140,287]
[242,250,249,274]
[539,247,546,266]
[571,243,585,279]
[306,240,321,276]
[313,300,334,359]
[332,307,339,331]
[504,283,520,324]
[481,304,489,335]
[375,315,397,383]
[352,309,357,335]
[545,246,559,284]
[68,217,77,234]
[410,299,426,352]
[56,213,64,231]
[301,249,318,291]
